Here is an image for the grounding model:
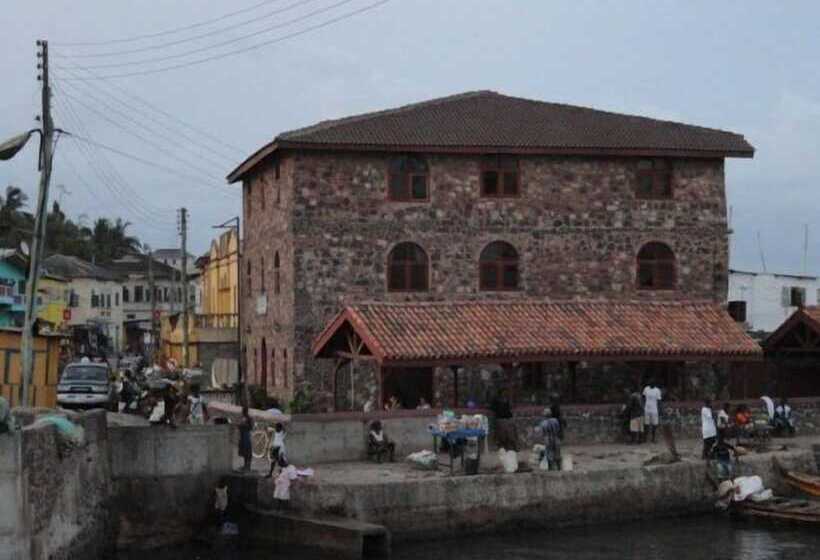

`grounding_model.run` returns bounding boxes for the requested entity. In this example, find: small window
[274,252,281,295]
[106,294,111,308]
[245,181,252,219]
[727,301,747,322]
[91,291,98,308]
[275,161,281,181]
[122,287,130,303]
[387,242,429,292]
[246,261,252,293]
[636,159,672,199]
[481,155,519,197]
[135,285,144,303]
[479,241,519,291]
[637,242,676,290]
[791,287,806,307]
[260,256,266,294]
[388,156,428,201]
[283,348,288,387]
[271,348,277,387]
